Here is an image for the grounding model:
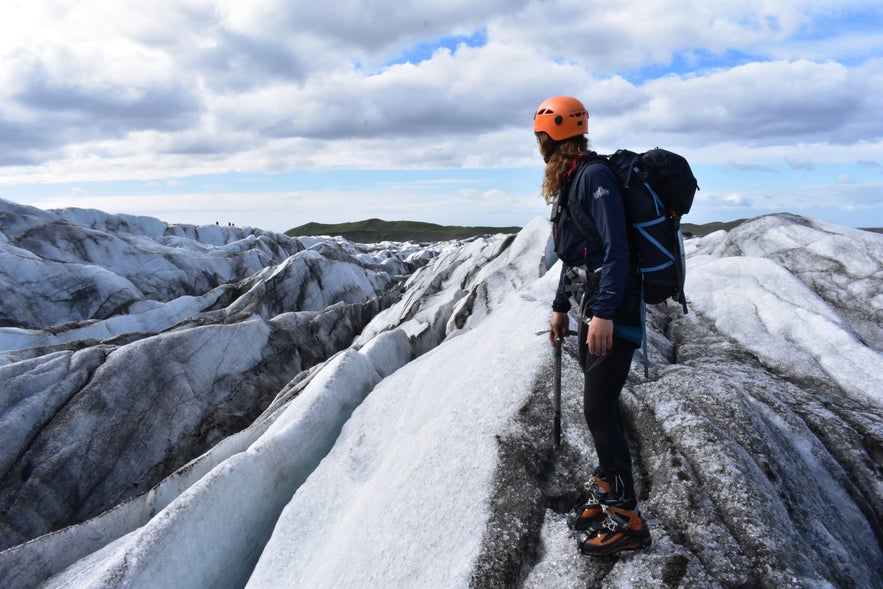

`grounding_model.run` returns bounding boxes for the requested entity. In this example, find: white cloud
[1,0,882,227]
[608,59,883,148]
[483,188,507,200]
[5,1,881,165]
